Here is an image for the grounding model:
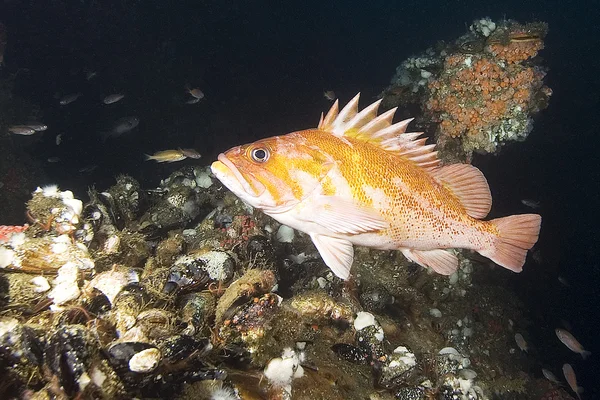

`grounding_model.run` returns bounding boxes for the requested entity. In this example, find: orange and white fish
[562,363,583,400]
[211,94,542,279]
[556,328,591,359]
